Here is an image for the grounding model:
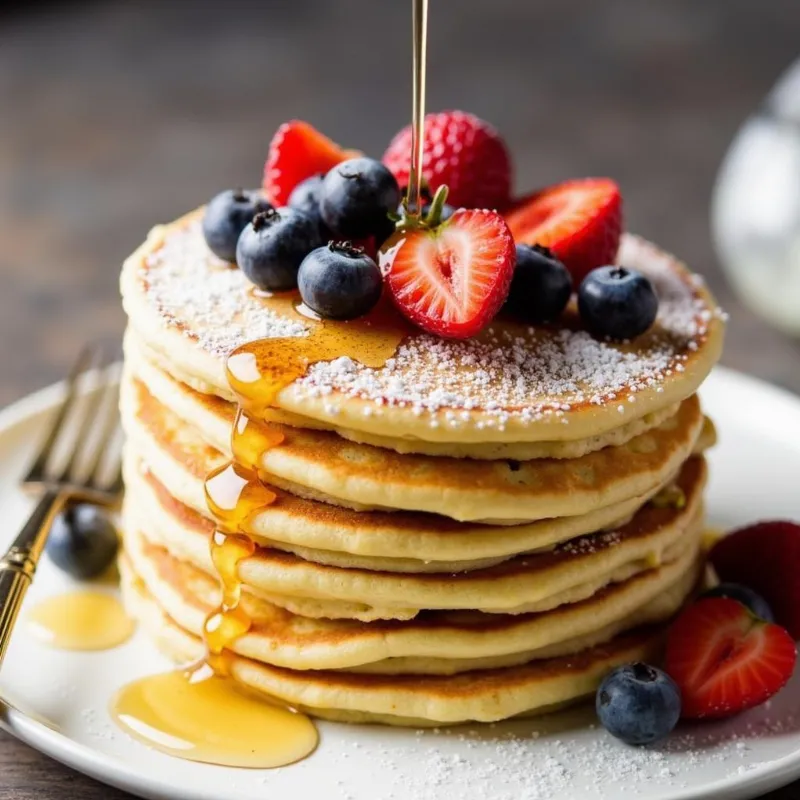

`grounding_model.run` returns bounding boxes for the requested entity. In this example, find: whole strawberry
[710,520,800,639]
[382,110,512,210]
